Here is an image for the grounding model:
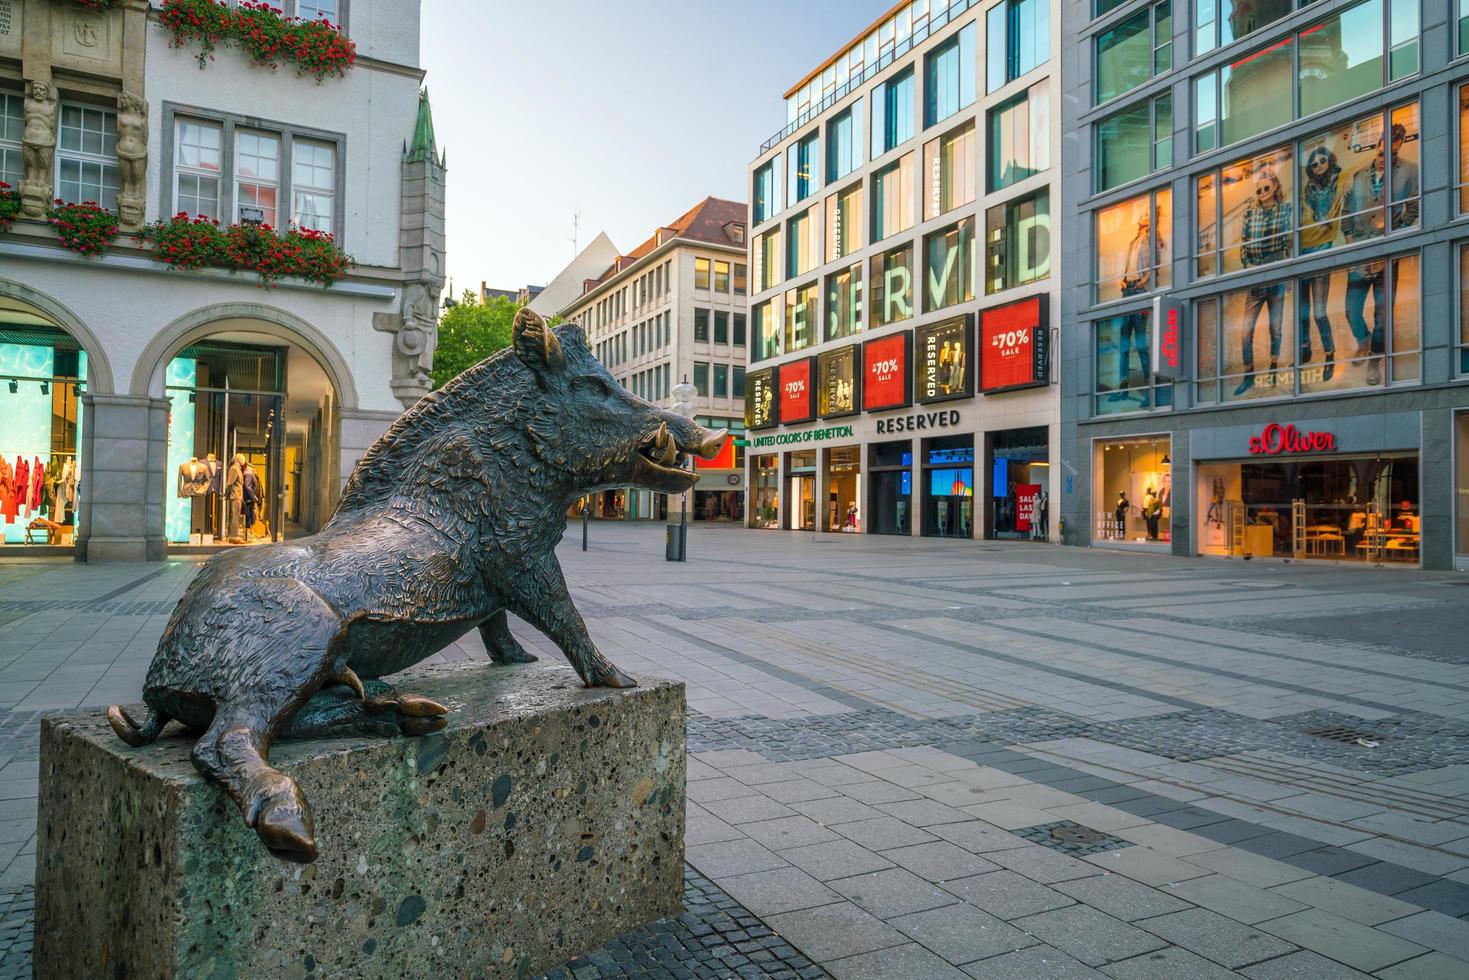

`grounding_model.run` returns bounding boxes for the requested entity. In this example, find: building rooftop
[583,197,748,294]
